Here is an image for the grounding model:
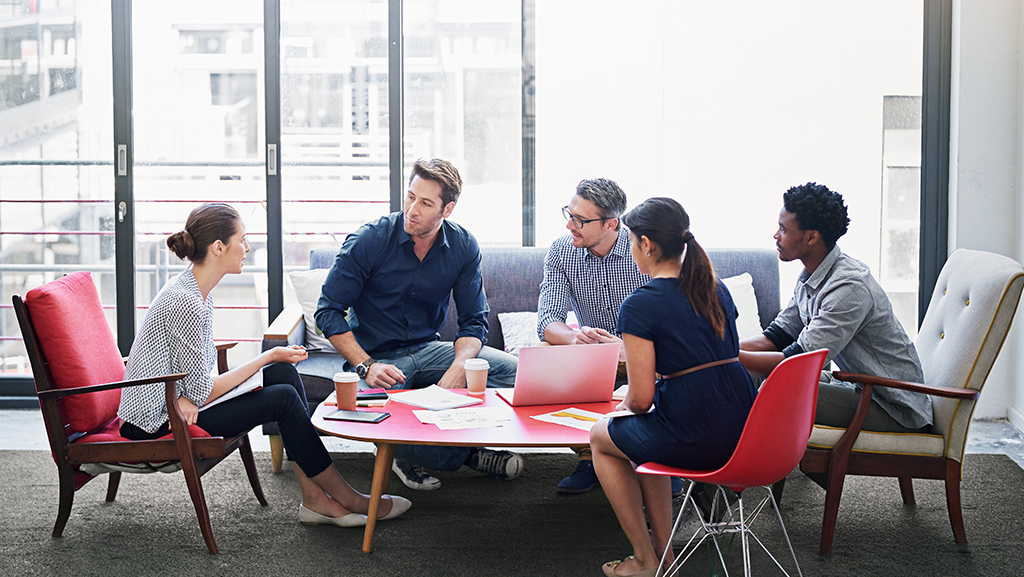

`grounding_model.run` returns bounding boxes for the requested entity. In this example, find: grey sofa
[260,244,780,470]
